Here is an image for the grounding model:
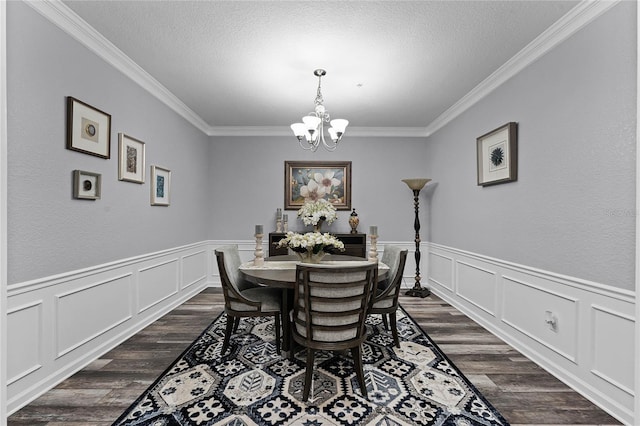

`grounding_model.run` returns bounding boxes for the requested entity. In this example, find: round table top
[239,255,389,288]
